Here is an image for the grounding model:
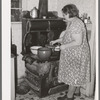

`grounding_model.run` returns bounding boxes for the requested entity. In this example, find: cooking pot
[38,47,52,61]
